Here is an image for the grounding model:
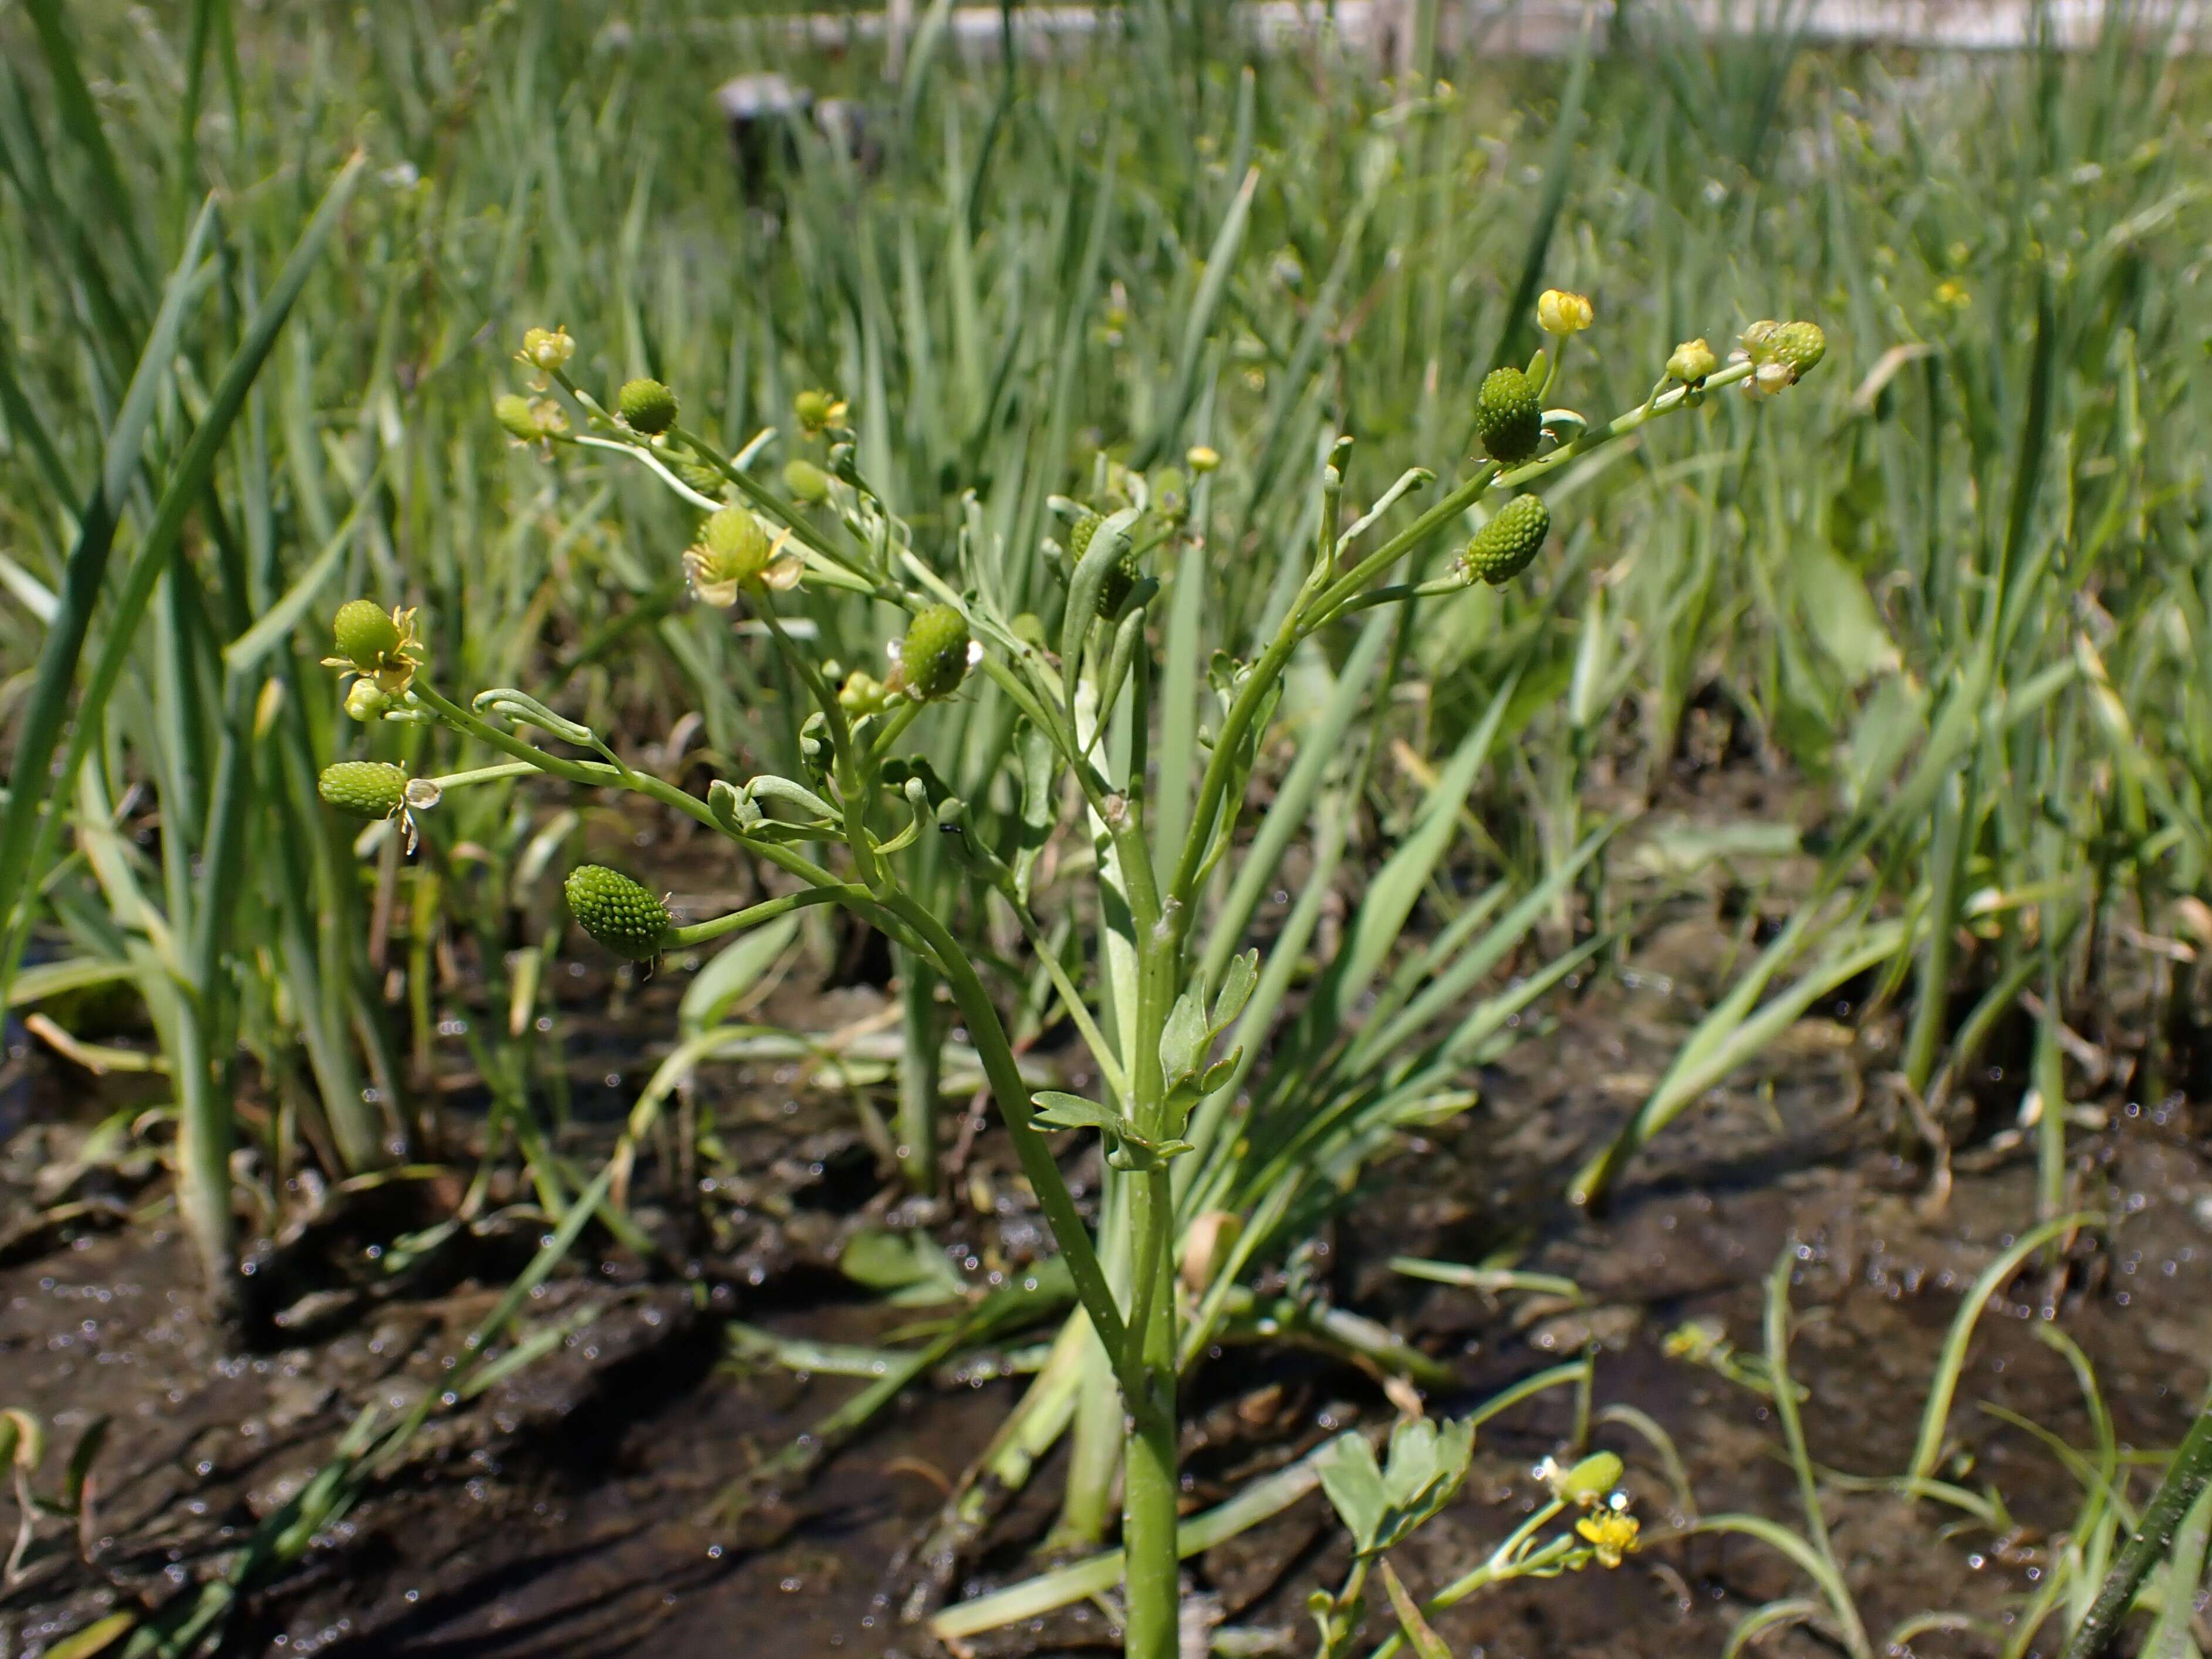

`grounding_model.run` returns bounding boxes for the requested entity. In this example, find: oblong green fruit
[319,761,407,820]
[1458,495,1551,586]
[1474,366,1544,464]
[1772,320,1826,381]
[901,603,972,701]
[616,377,678,435]
[783,458,831,503]
[564,866,671,961]
[332,599,399,668]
